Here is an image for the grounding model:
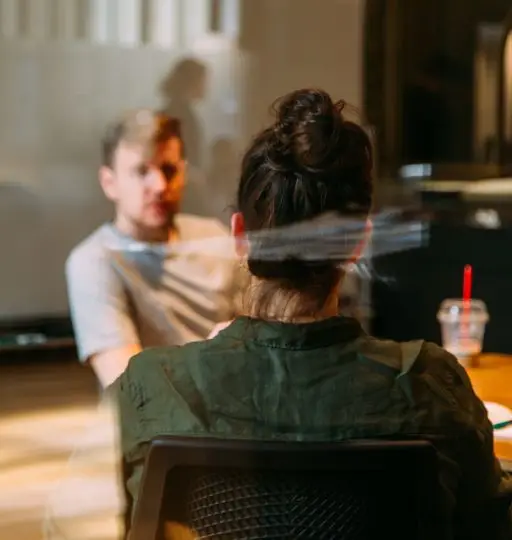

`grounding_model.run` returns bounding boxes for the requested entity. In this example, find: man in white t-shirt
[66,110,240,388]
